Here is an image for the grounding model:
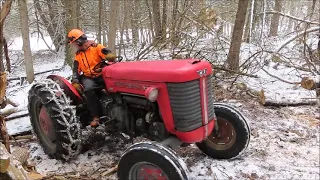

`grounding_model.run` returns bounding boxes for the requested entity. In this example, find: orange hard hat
[67,29,84,44]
